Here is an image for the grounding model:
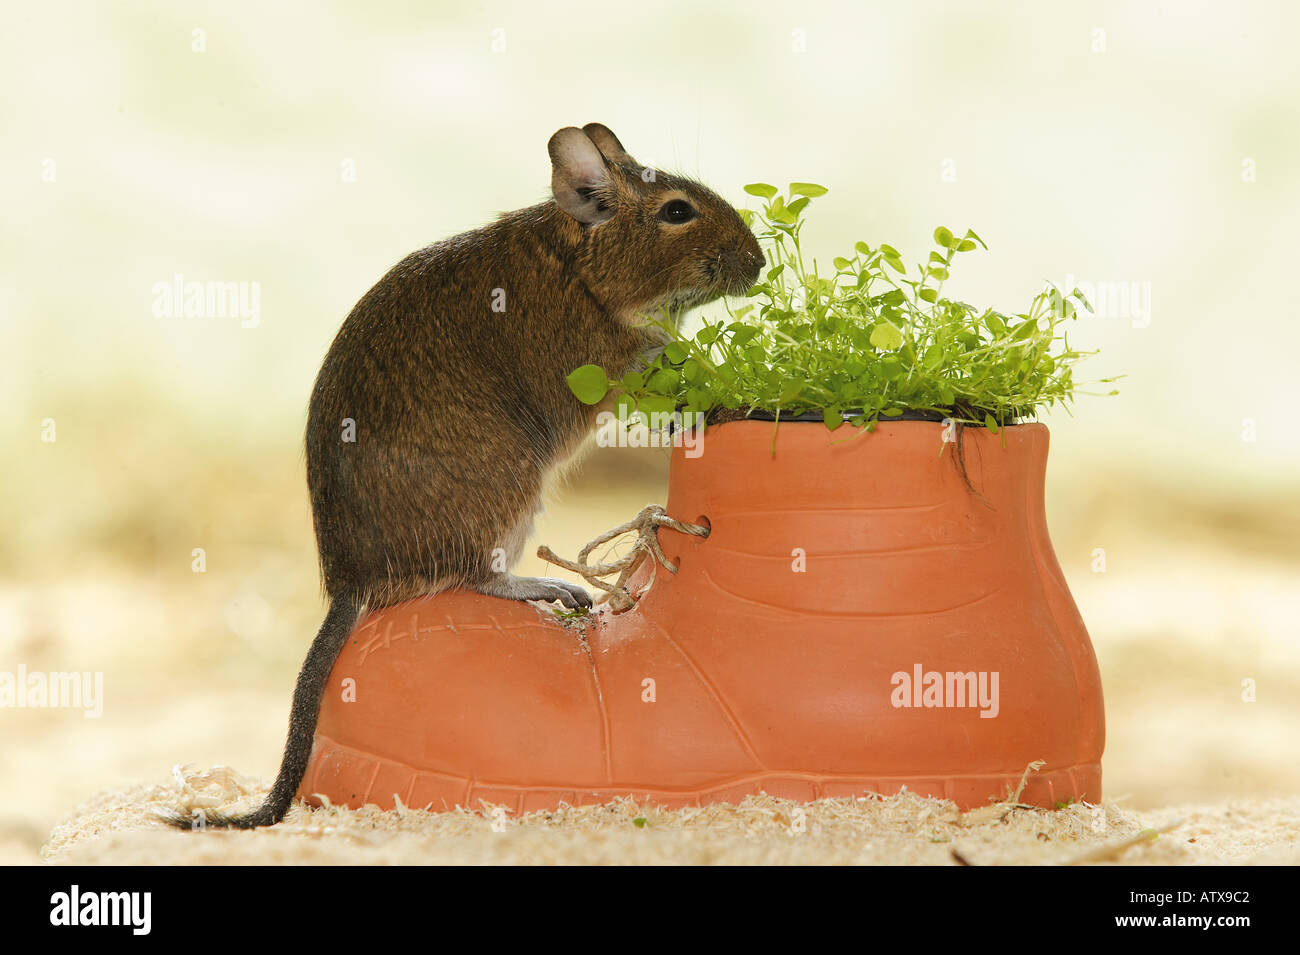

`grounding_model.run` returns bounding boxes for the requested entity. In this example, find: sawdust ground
[38,765,1300,866]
